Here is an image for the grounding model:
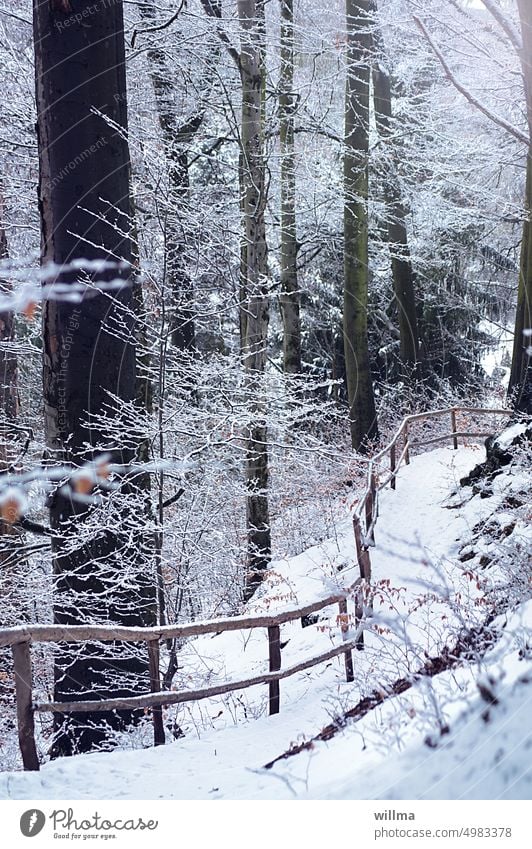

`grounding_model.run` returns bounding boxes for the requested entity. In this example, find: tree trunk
[33,0,156,756]
[238,0,271,600]
[343,0,378,451]
[371,4,420,373]
[279,0,301,374]
[0,187,17,426]
[139,1,198,351]
[509,0,532,413]
[0,181,22,574]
